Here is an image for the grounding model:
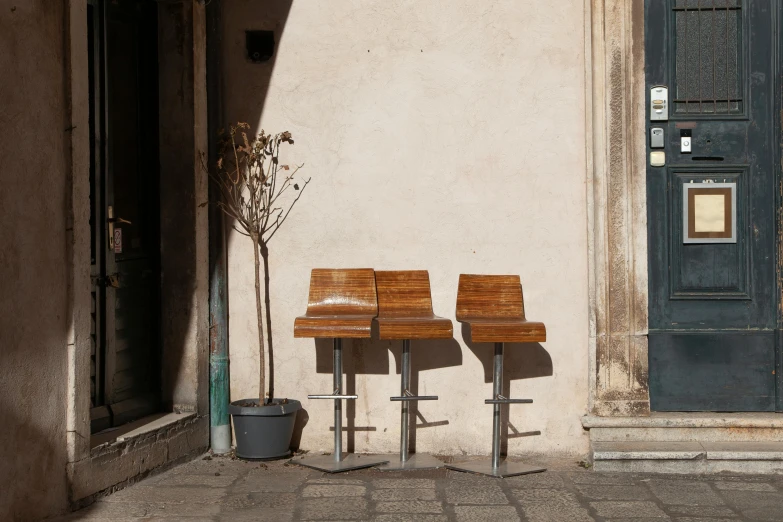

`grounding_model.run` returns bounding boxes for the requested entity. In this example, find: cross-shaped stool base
[290,338,388,473]
[446,342,544,478]
[379,453,444,471]
[293,453,389,473]
[446,460,545,478]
